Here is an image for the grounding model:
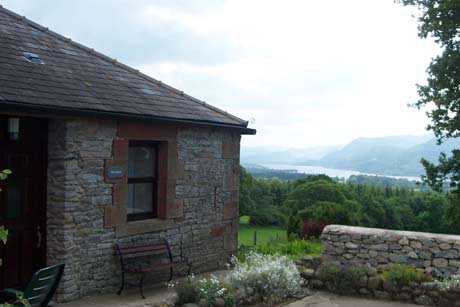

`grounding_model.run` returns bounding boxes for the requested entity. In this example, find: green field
[238,215,287,246]
[238,224,287,246]
[237,216,322,258]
